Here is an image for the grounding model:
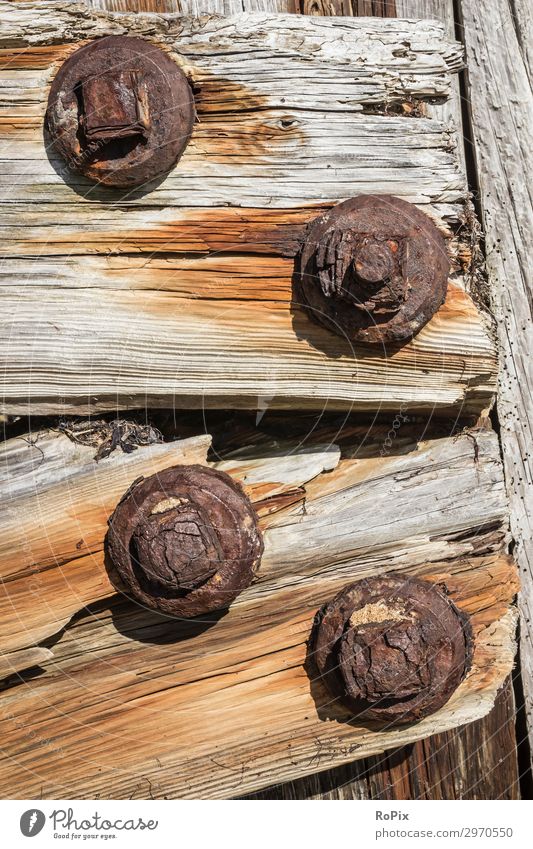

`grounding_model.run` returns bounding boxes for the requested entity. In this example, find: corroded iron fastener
[106,465,263,618]
[46,36,195,188]
[311,574,473,725]
[297,195,450,345]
